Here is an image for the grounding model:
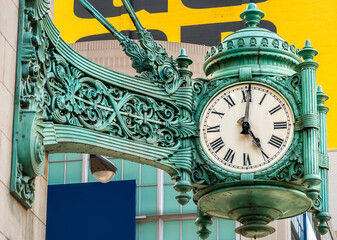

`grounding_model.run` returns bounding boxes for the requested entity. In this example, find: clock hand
[248,129,269,161]
[238,83,251,134]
